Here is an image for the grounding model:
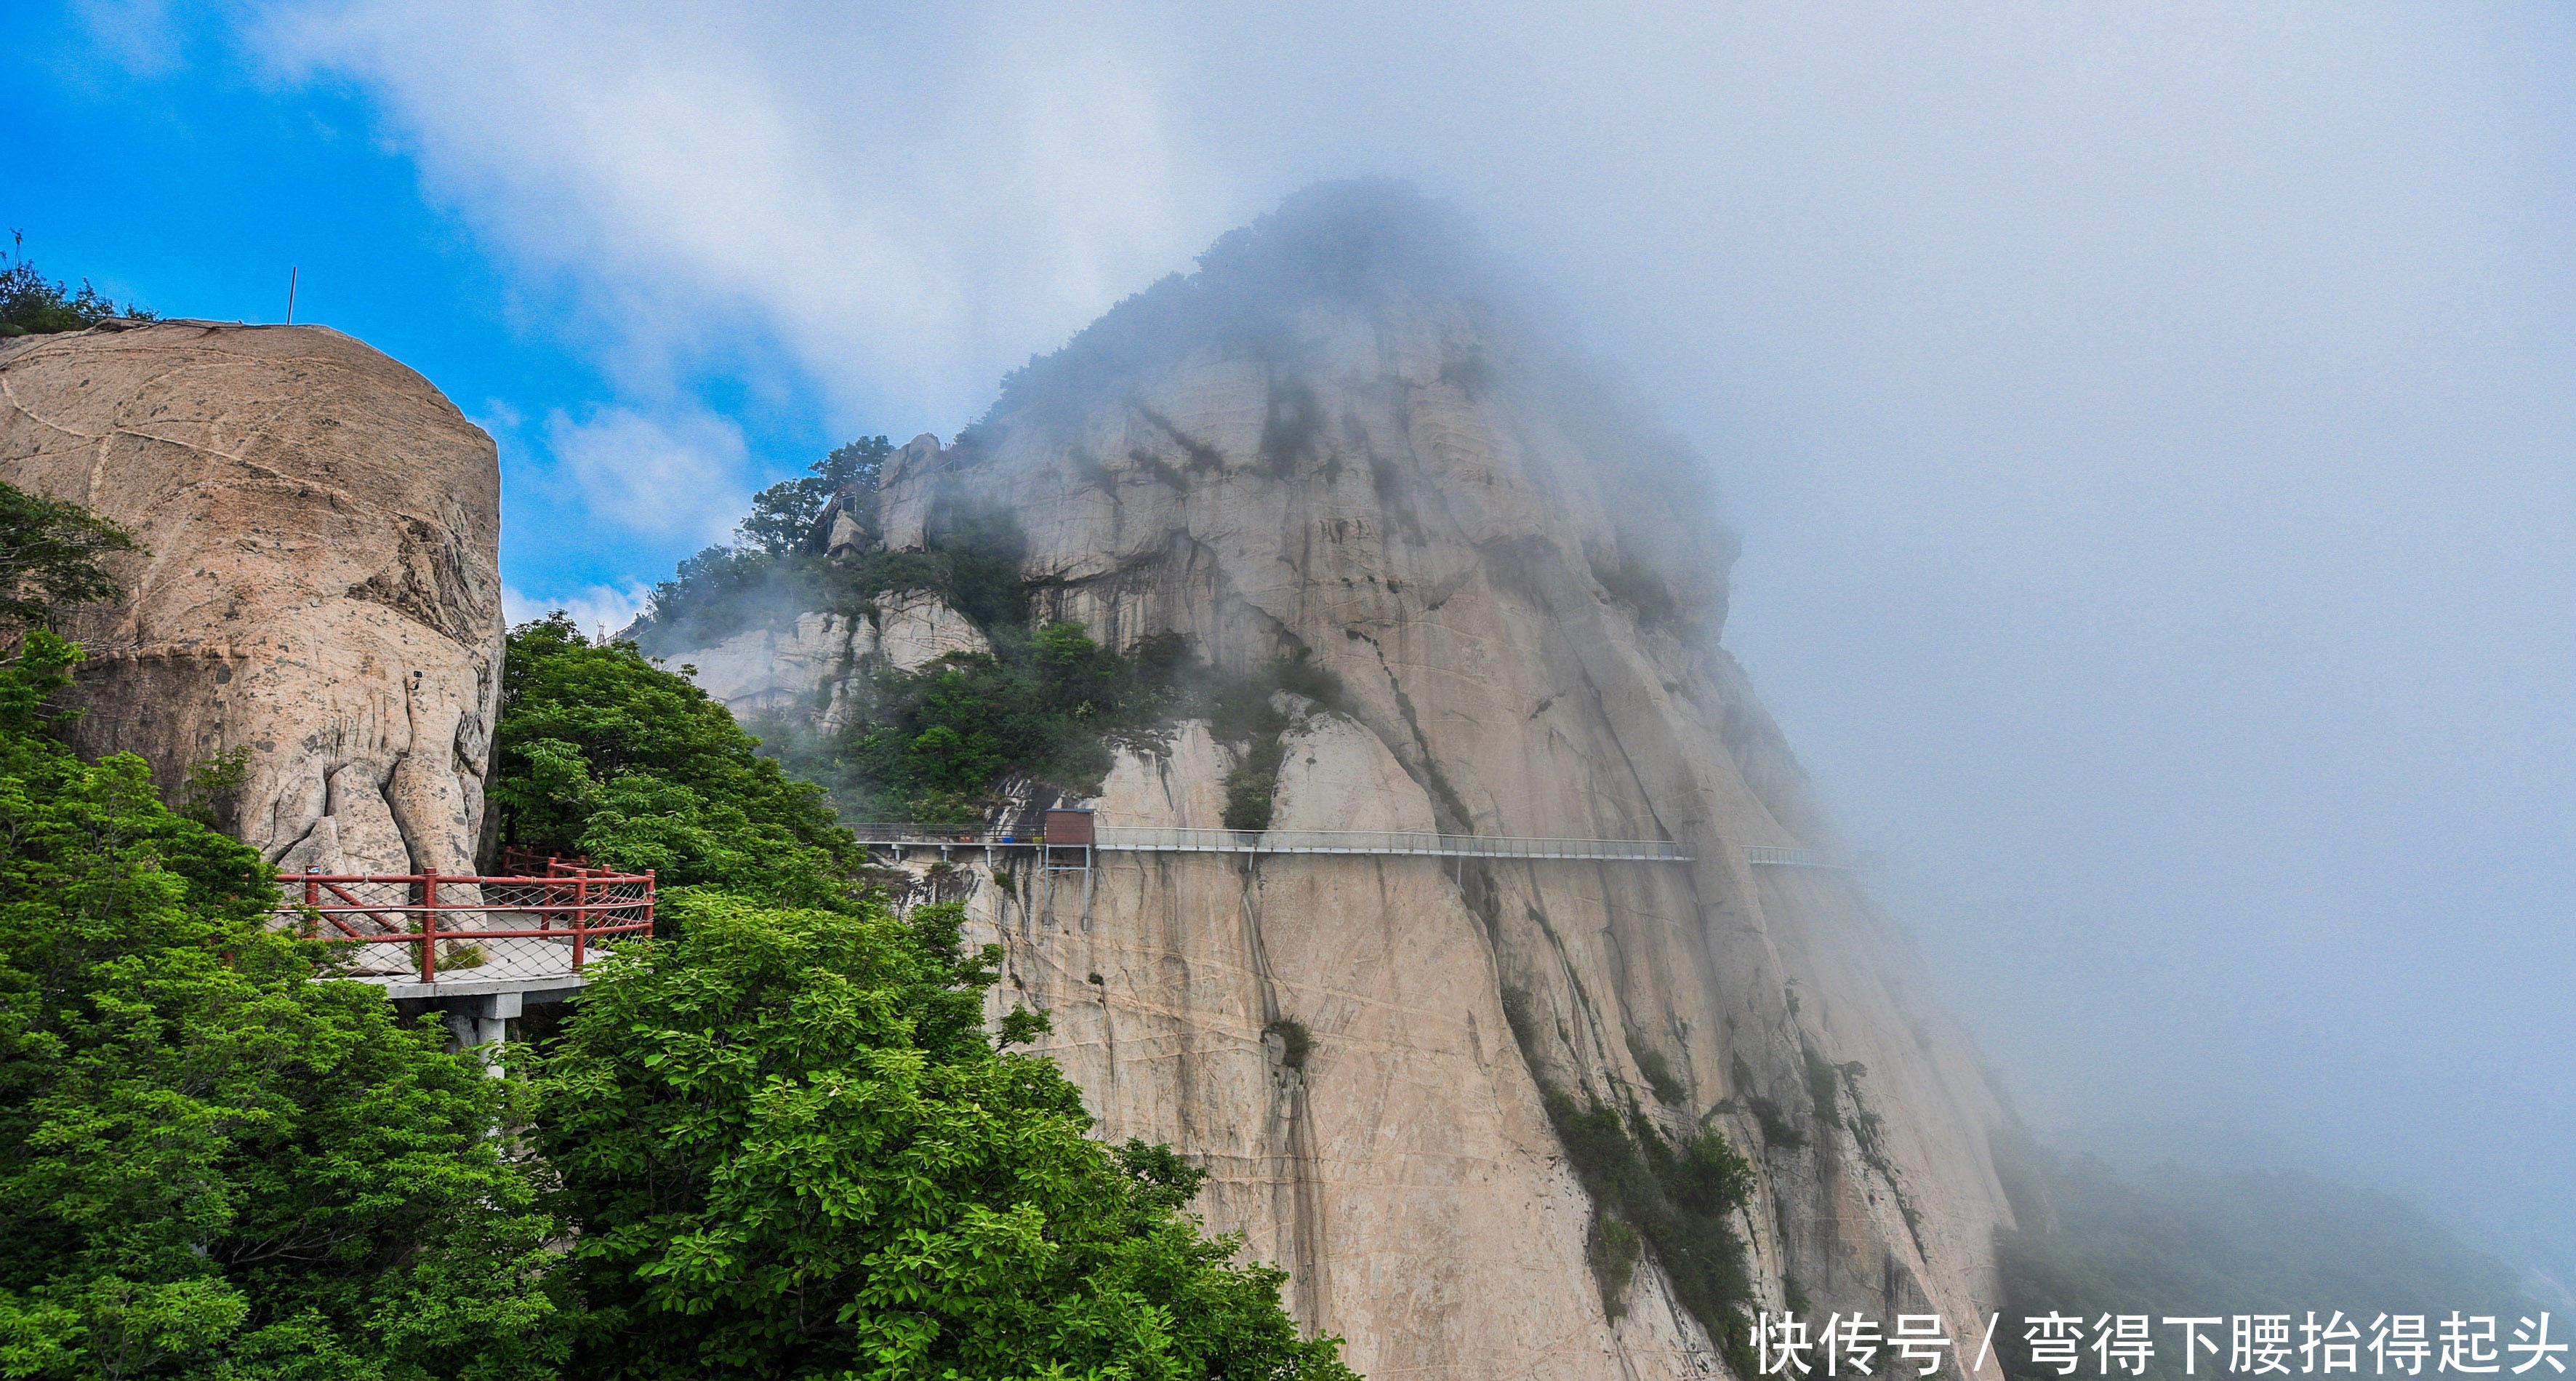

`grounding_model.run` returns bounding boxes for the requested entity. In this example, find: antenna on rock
[285,267,298,325]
